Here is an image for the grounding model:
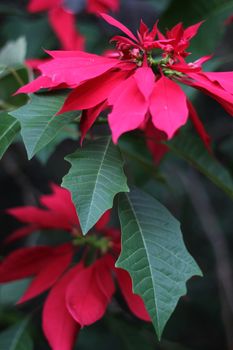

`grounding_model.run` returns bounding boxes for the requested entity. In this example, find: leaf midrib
[124,193,161,336]
[83,137,111,233]
[0,119,19,142]
[8,320,28,350]
[28,112,62,157]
